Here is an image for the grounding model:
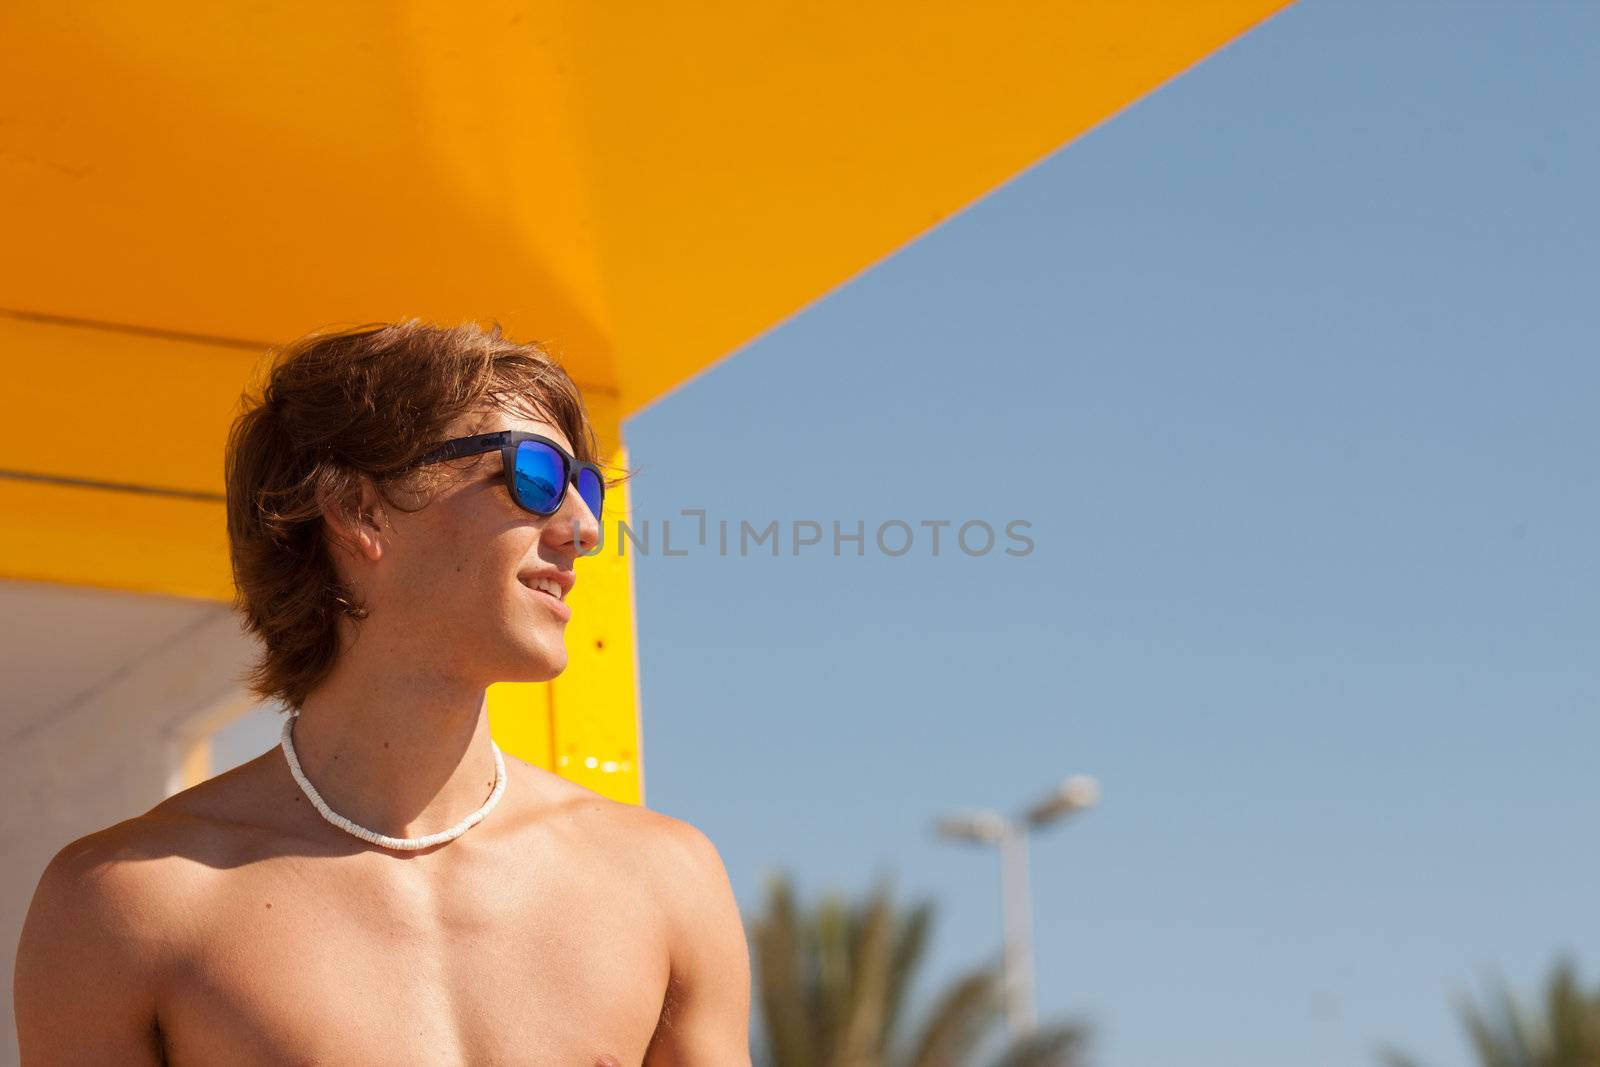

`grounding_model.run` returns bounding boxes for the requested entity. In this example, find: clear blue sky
[624,3,1600,1065]
[214,3,1598,1064]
